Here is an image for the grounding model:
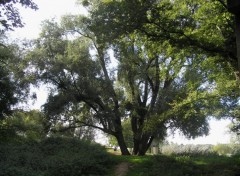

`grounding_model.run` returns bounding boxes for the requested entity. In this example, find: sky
[8,0,233,145]
[10,0,87,39]
[167,120,232,145]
